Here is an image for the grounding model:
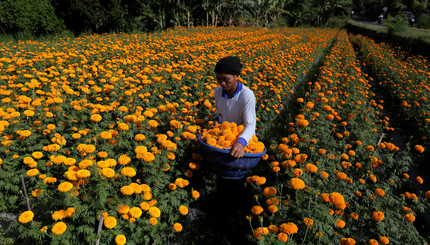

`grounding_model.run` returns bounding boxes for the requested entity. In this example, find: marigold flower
[268,225,278,233]
[129,207,143,218]
[279,222,298,235]
[179,205,188,215]
[303,217,314,227]
[379,236,389,244]
[404,213,415,222]
[304,163,318,173]
[76,169,90,179]
[263,187,277,197]
[414,145,425,153]
[104,216,117,229]
[18,211,34,224]
[26,168,39,177]
[148,207,161,218]
[267,205,278,213]
[40,226,48,232]
[372,211,384,222]
[251,205,263,215]
[115,234,126,245]
[340,238,356,245]
[173,222,182,232]
[58,182,73,192]
[51,221,67,235]
[336,219,345,228]
[121,167,136,177]
[289,178,305,190]
[149,217,158,225]
[375,188,385,196]
[192,190,200,199]
[253,227,269,239]
[121,186,134,196]
[90,114,102,122]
